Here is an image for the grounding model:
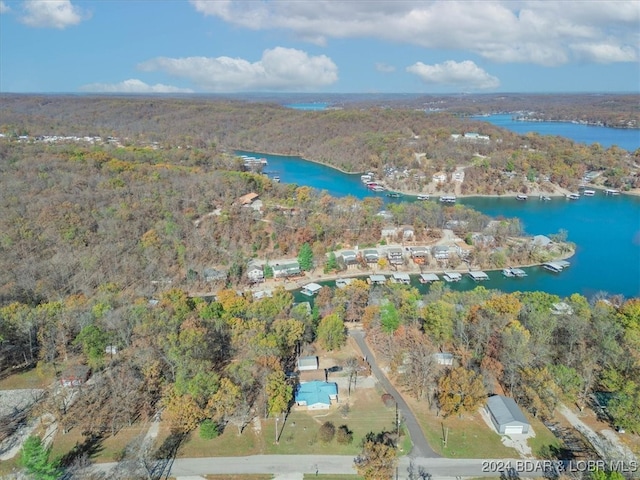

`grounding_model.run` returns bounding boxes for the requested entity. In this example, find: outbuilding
[486,395,530,435]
